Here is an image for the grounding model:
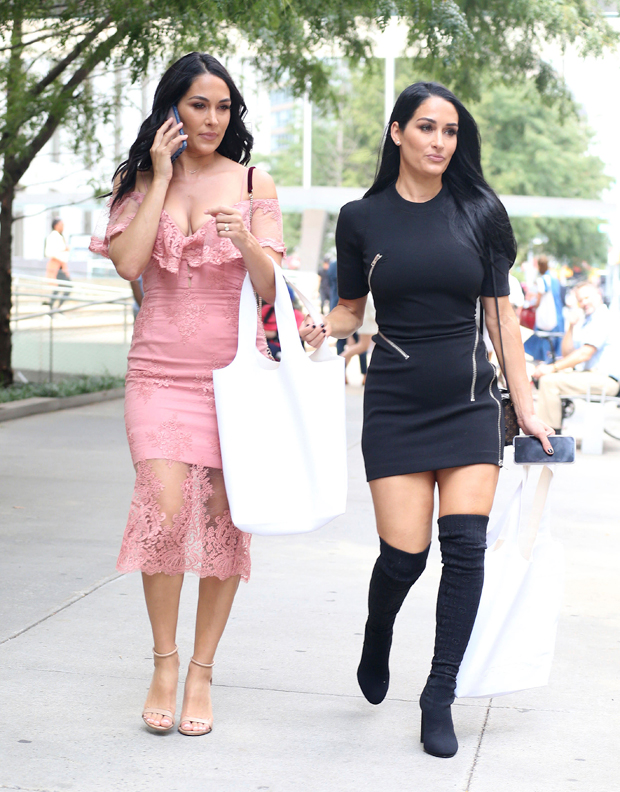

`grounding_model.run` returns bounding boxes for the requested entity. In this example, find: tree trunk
[0,179,15,387]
